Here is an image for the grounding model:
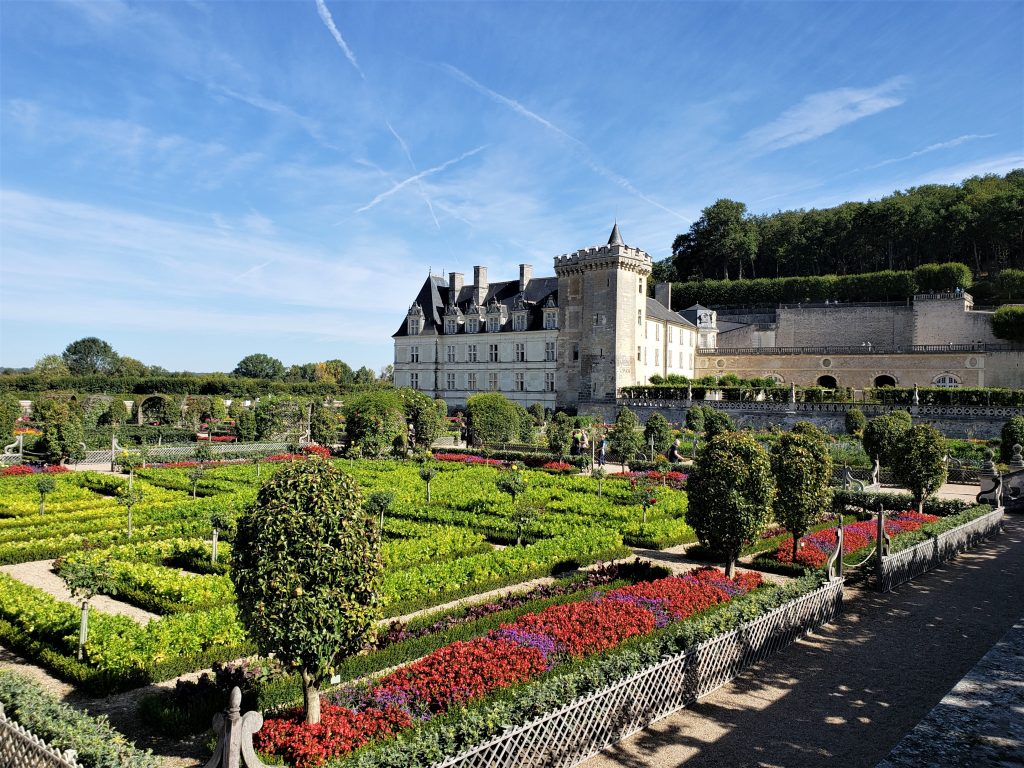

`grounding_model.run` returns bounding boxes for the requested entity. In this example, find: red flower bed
[432,452,503,466]
[541,460,574,473]
[43,465,69,473]
[258,567,762,764]
[1,465,34,476]
[508,599,655,658]
[774,511,941,568]
[253,703,412,768]
[301,444,332,459]
[371,637,546,714]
